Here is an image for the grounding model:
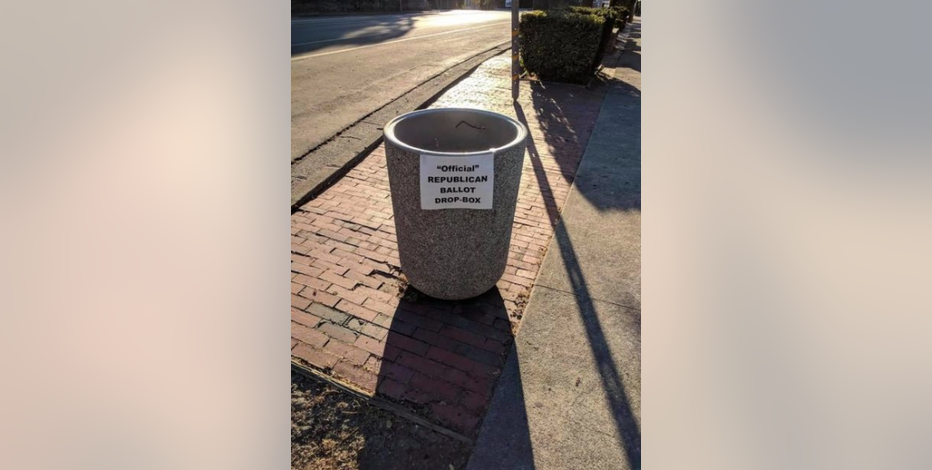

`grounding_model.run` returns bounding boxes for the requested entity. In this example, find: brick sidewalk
[291,54,607,436]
